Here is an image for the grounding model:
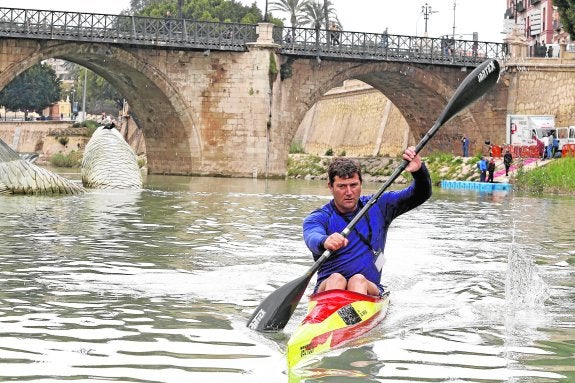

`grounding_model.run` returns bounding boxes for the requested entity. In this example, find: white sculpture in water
[0,138,84,195]
[81,124,143,189]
